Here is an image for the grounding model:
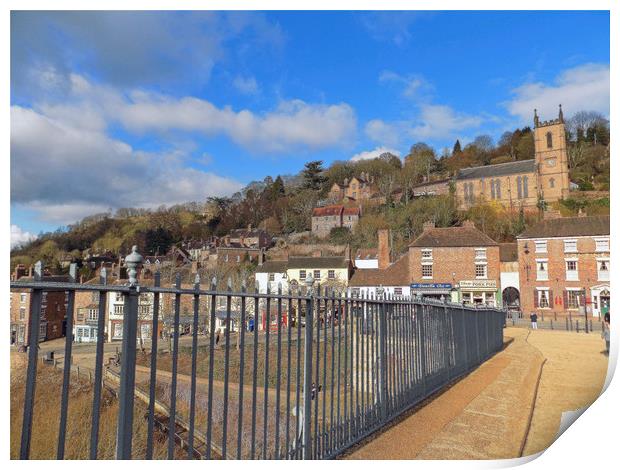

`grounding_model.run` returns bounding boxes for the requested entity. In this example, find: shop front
[590,285,610,318]
[458,280,499,307]
[410,283,453,301]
